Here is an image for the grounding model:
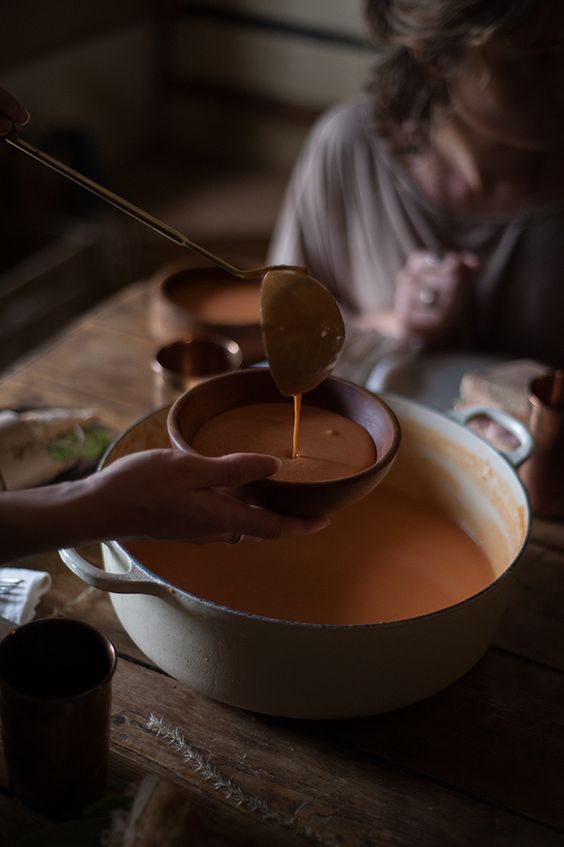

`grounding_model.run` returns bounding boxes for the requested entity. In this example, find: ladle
[4,133,268,279]
[4,133,345,396]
